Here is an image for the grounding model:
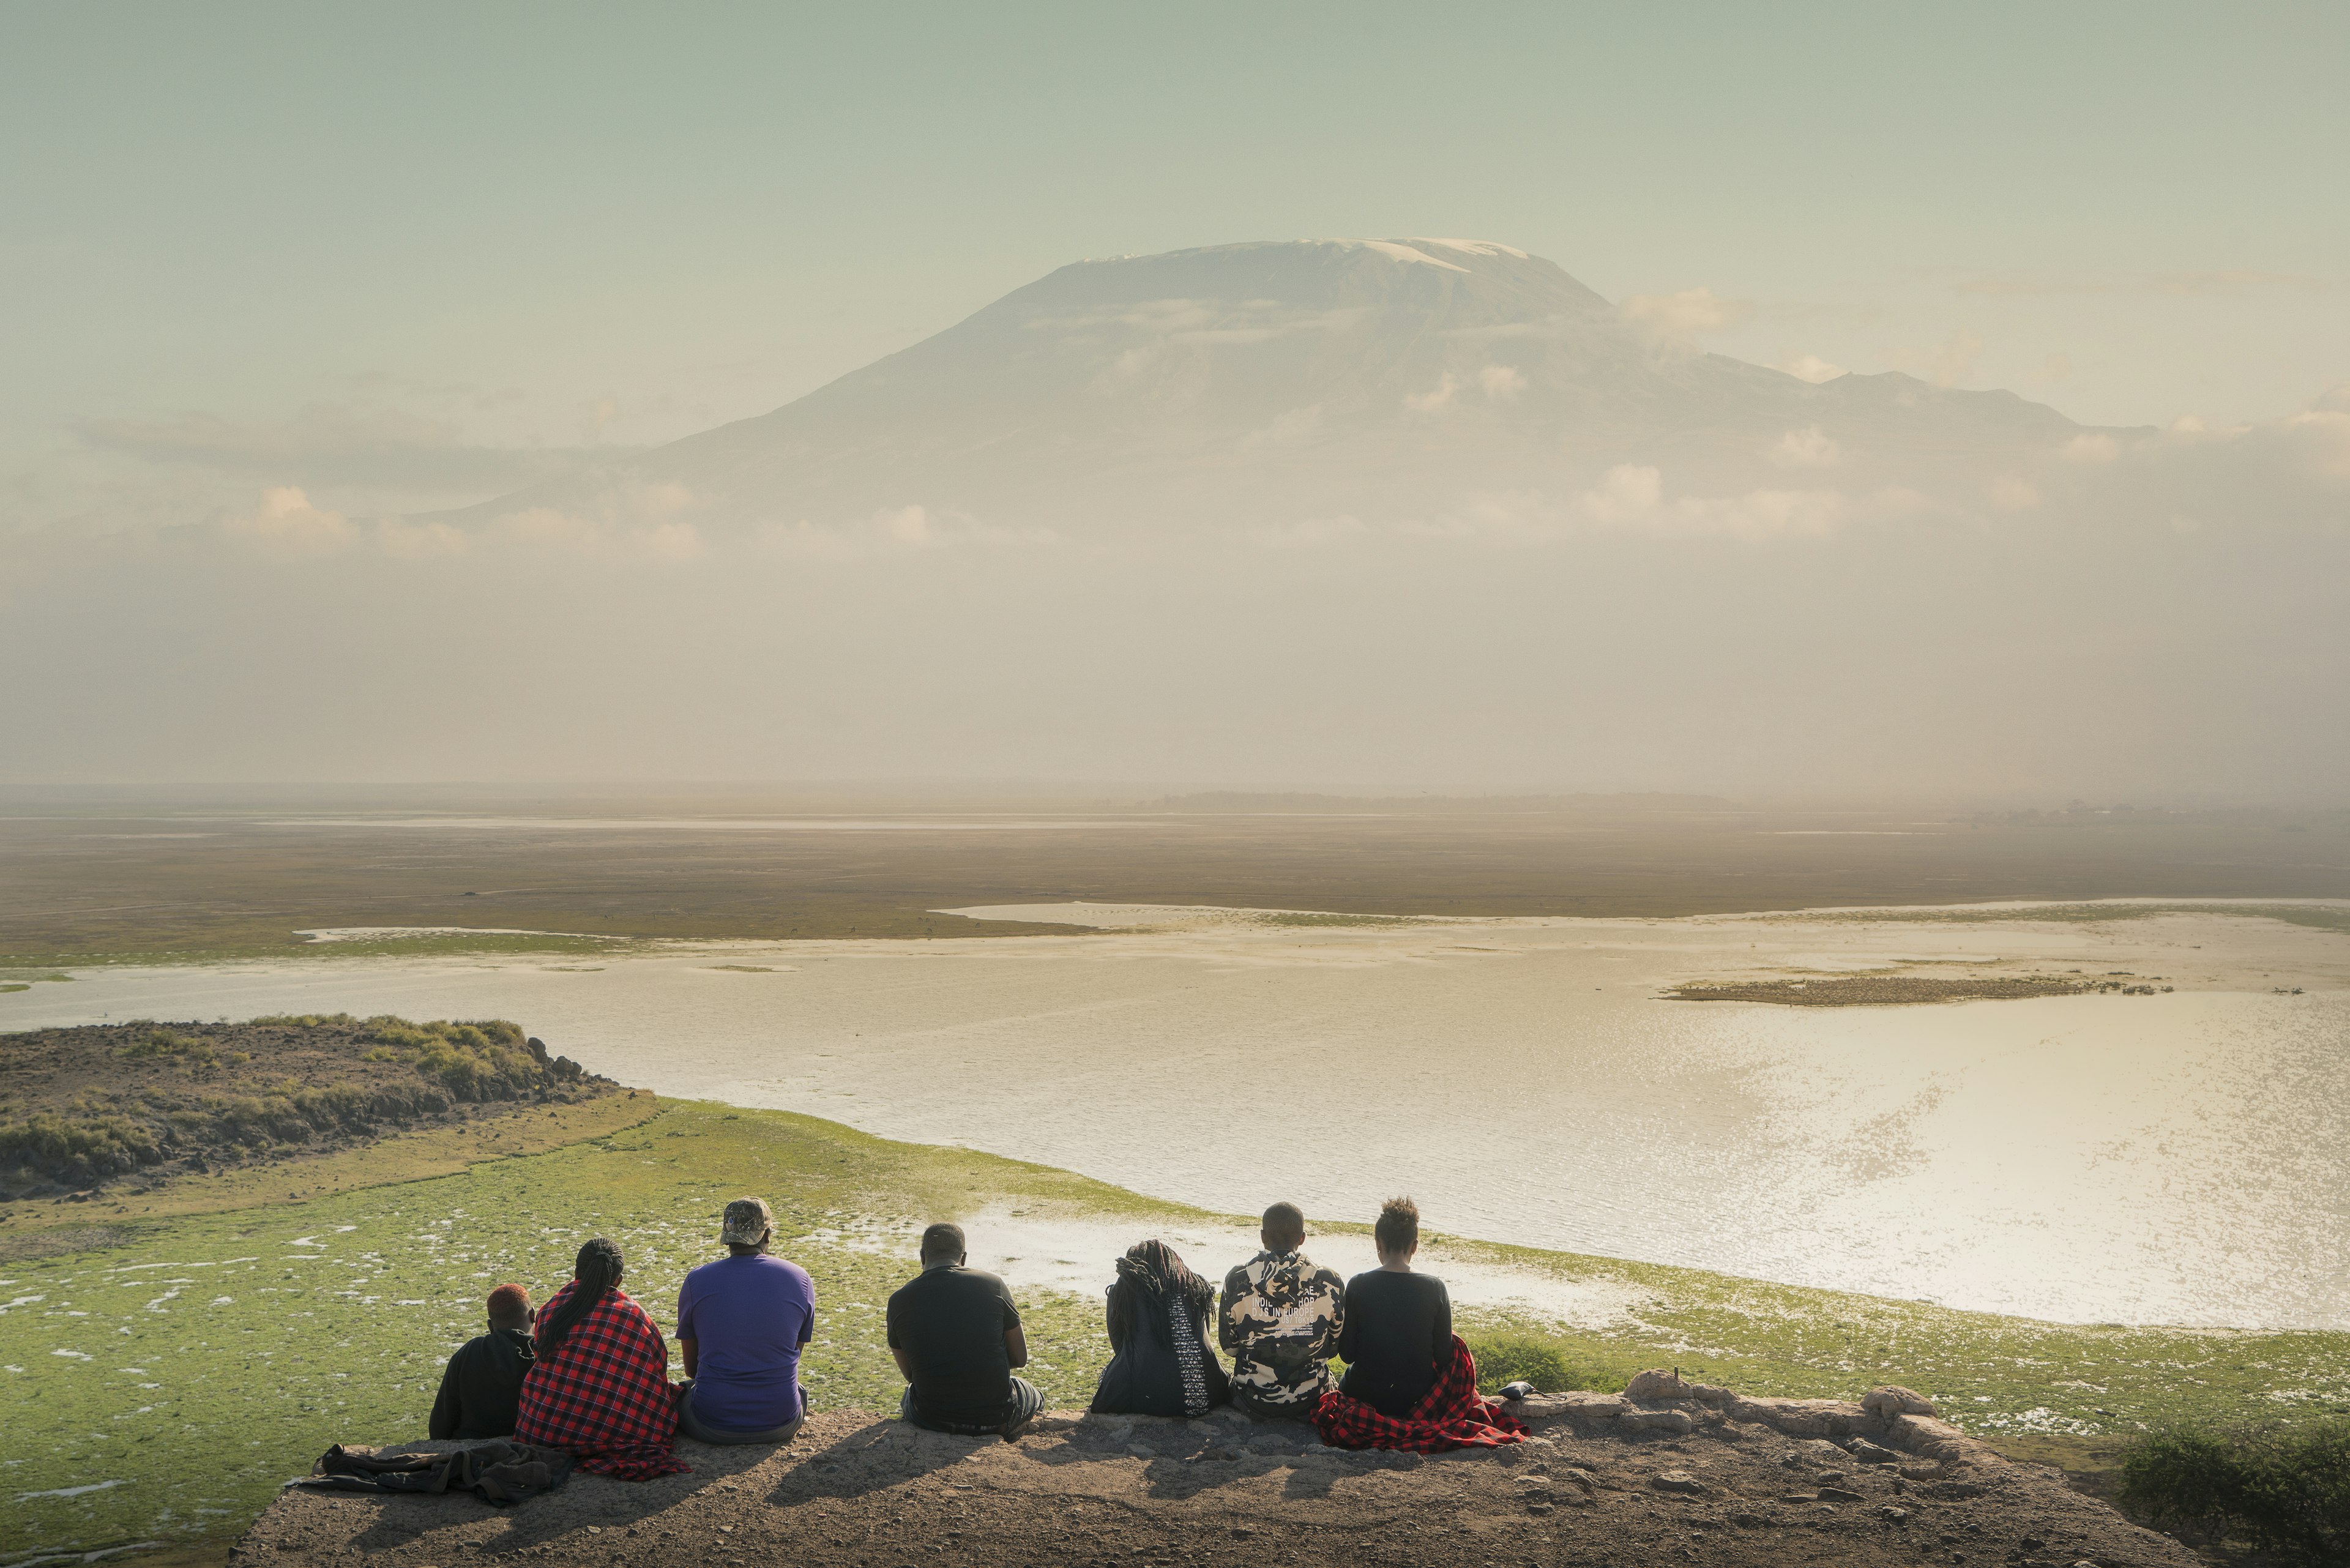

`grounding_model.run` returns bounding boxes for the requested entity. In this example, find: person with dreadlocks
[1088,1239,1231,1417]
[513,1238,689,1479]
